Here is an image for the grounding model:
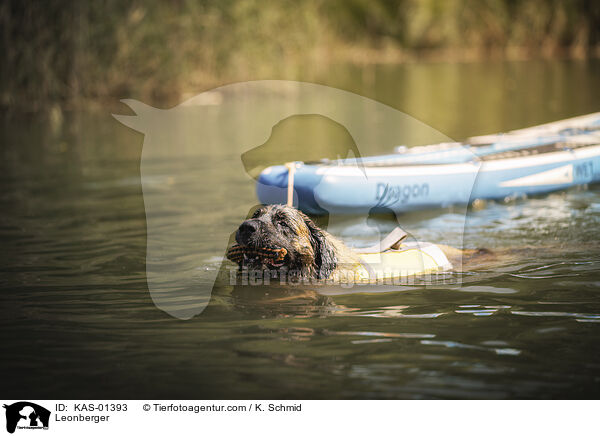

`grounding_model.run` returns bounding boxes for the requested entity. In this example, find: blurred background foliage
[1,0,599,110]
